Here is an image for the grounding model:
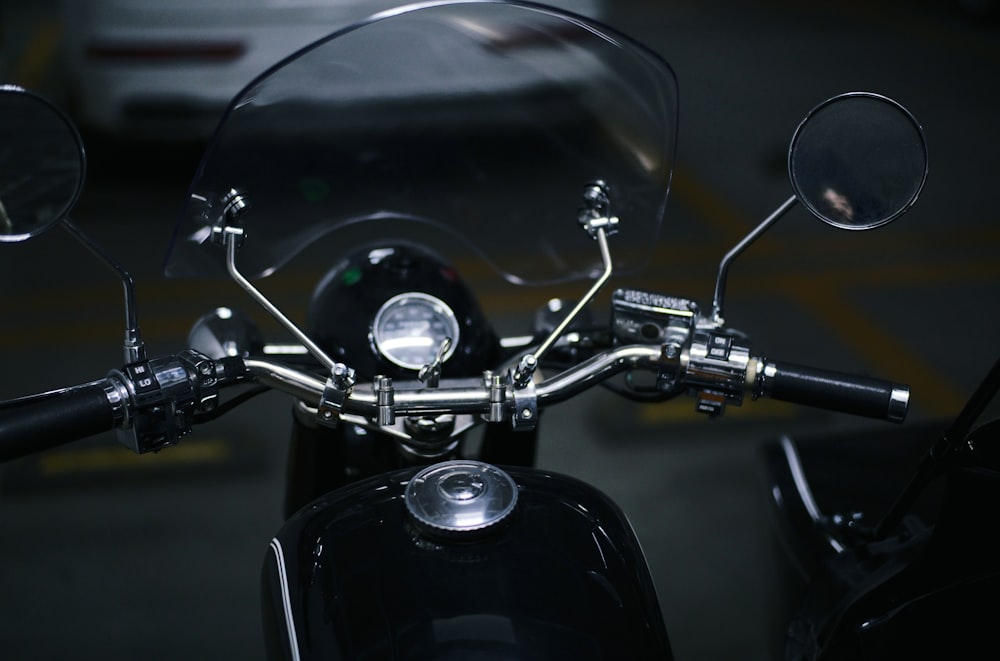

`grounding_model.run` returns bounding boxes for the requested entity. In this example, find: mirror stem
[709,195,797,325]
[62,219,146,363]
